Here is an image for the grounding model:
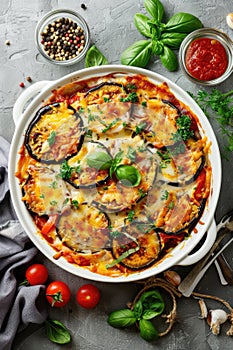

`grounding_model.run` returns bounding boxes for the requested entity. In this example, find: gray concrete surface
[1,0,233,349]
